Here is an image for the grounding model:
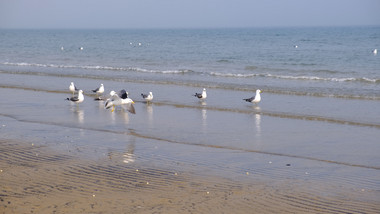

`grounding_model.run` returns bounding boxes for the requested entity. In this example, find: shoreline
[0,76,379,213]
[1,139,379,214]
